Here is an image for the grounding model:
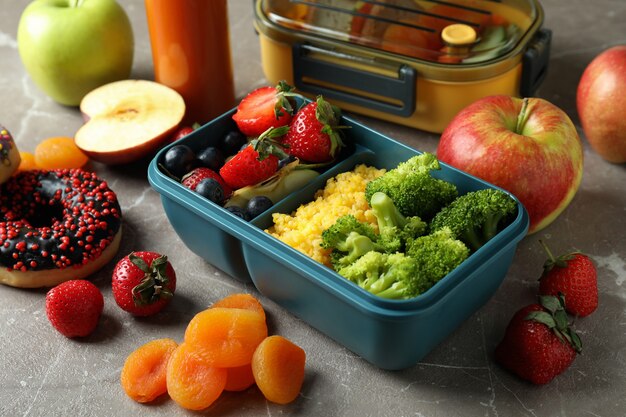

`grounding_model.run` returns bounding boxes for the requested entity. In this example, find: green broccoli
[336,229,469,300]
[405,227,470,289]
[337,251,427,299]
[369,191,427,253]
[321,215,382,268]
[365,153,458,220]
[429,189,517,252]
